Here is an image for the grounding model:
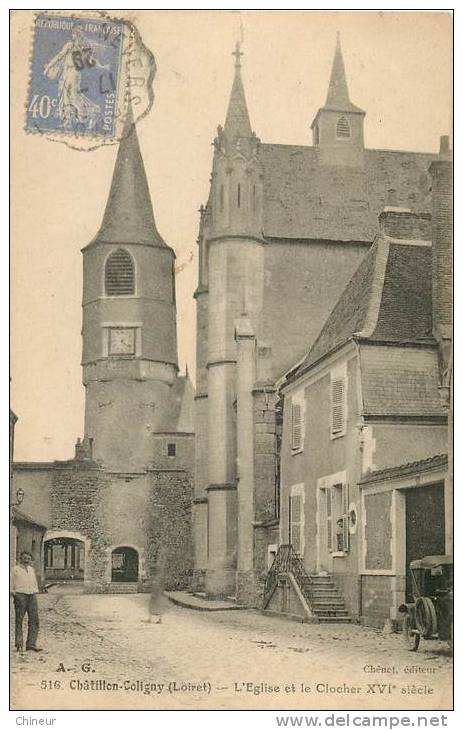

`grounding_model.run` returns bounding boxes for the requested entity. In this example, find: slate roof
[12,507,48,530]
[260,145,434,241]
[291,236,434,375]
[224,56,252,139]
[87,112,170,250]
[320,33,365,116]
[359,454,448,485]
